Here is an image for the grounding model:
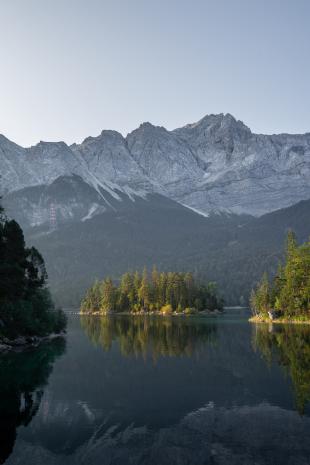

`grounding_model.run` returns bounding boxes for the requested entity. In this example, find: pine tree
[151,265,159,305]
[165,273,174,308]
[184,272,194,307]
[286,230,297,259]
[250,272,270,316]
[101,278,117,312]
[0,220,28,301]
[80,280,101,312]
[133,271,141,308]
[158,272,167,308]
[250,232,310,319]
[82,269,224,314]
[119,272,133,311]
[138,268,150,309]
[0,204,66,337]
[25,247,48,297]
